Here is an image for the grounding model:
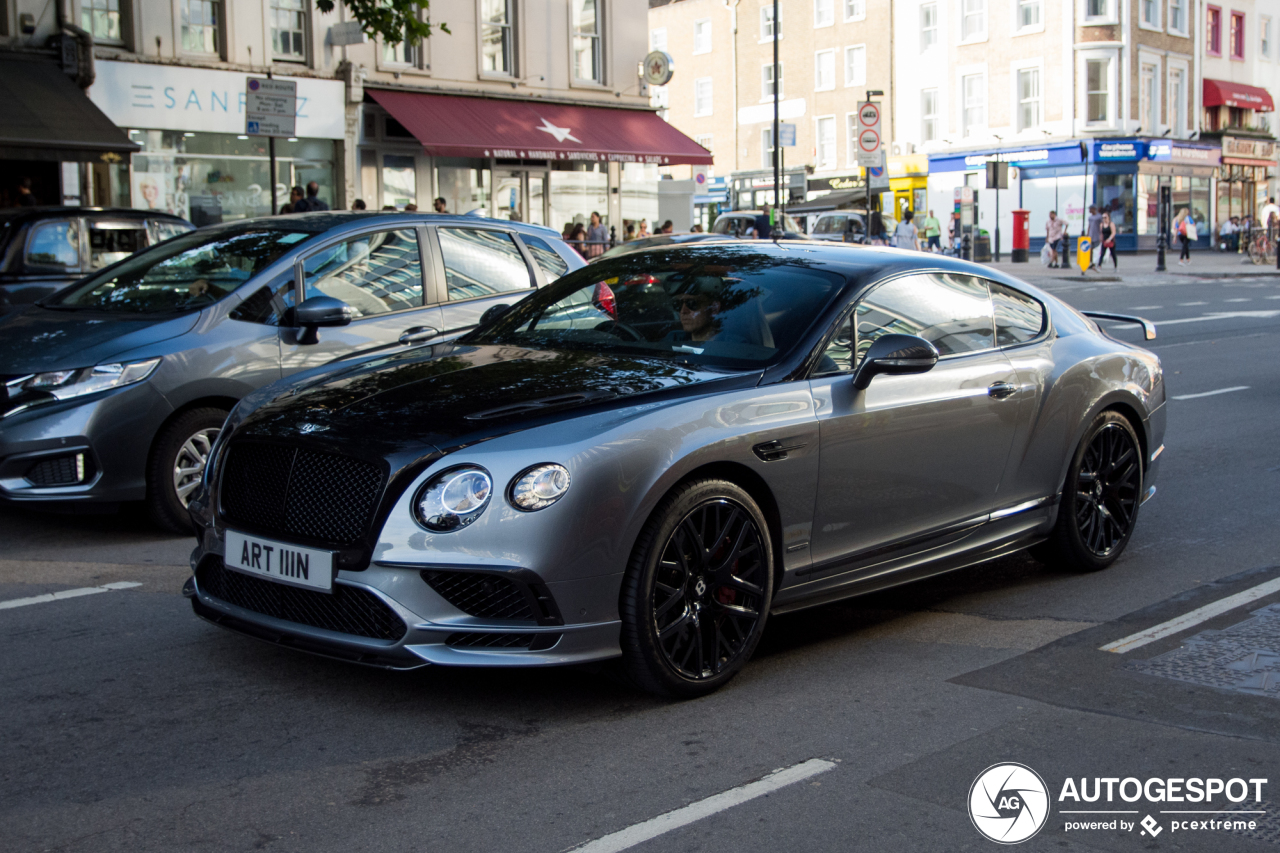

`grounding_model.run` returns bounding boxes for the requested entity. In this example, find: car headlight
[414,465,493,532]
[508,463,571,512]
[23,358,162,401]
